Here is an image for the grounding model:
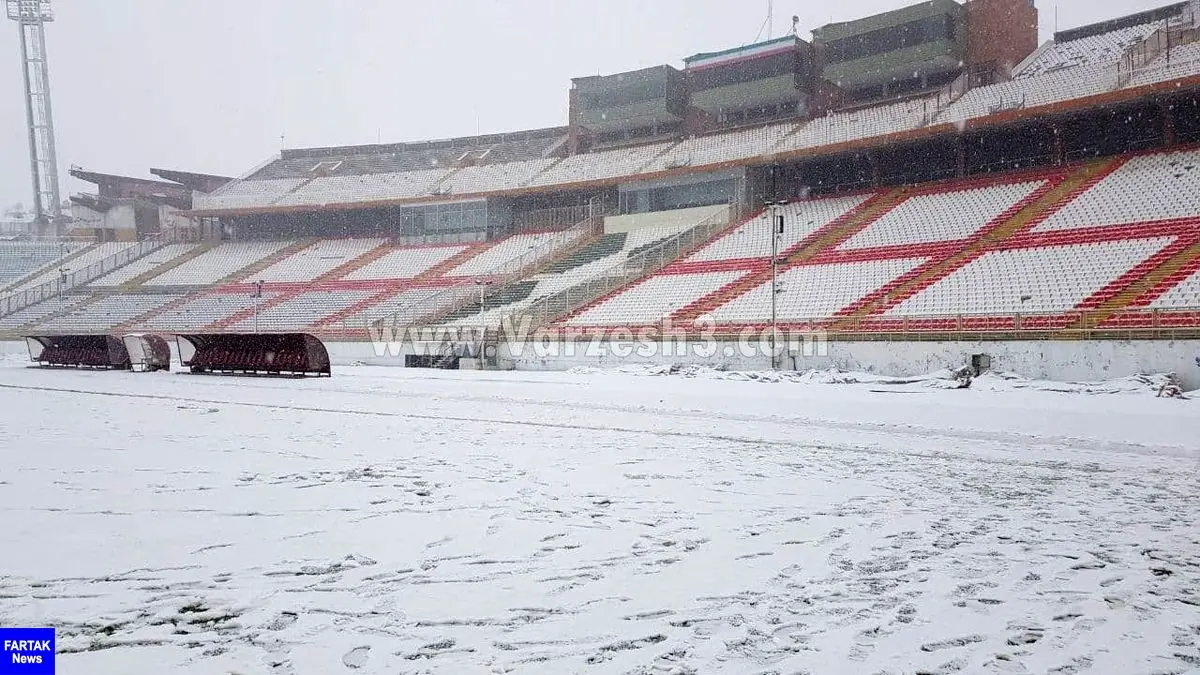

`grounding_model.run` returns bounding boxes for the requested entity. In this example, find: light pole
[251,280,263,333]
[475,279,493,313]
[764,200,787,370]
